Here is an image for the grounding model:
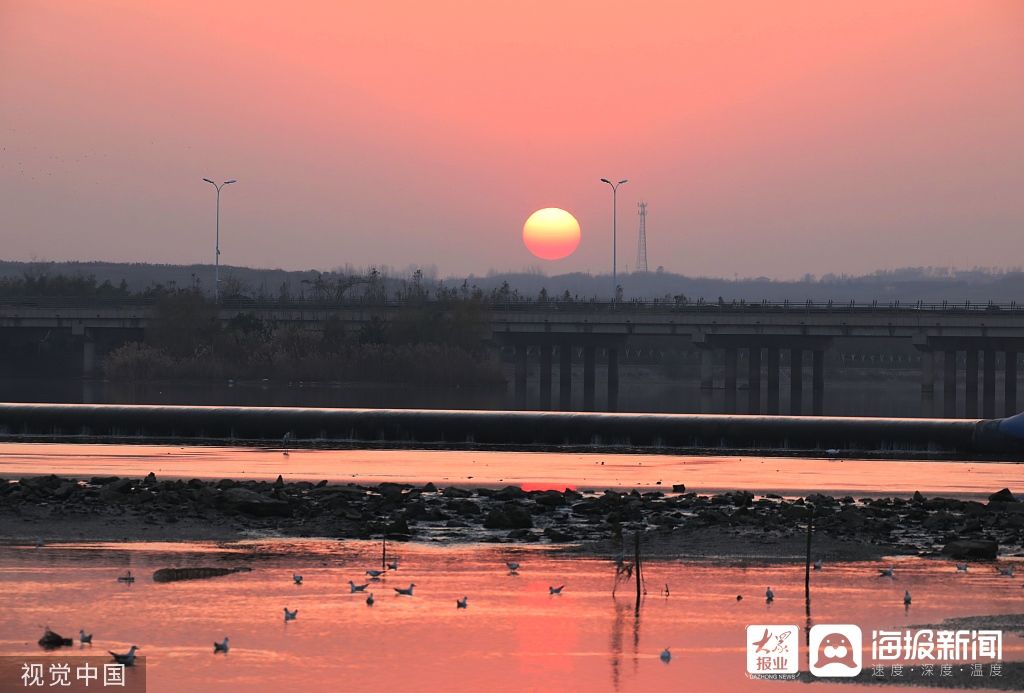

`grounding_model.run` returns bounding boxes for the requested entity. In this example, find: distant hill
[1,259,1023,303]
